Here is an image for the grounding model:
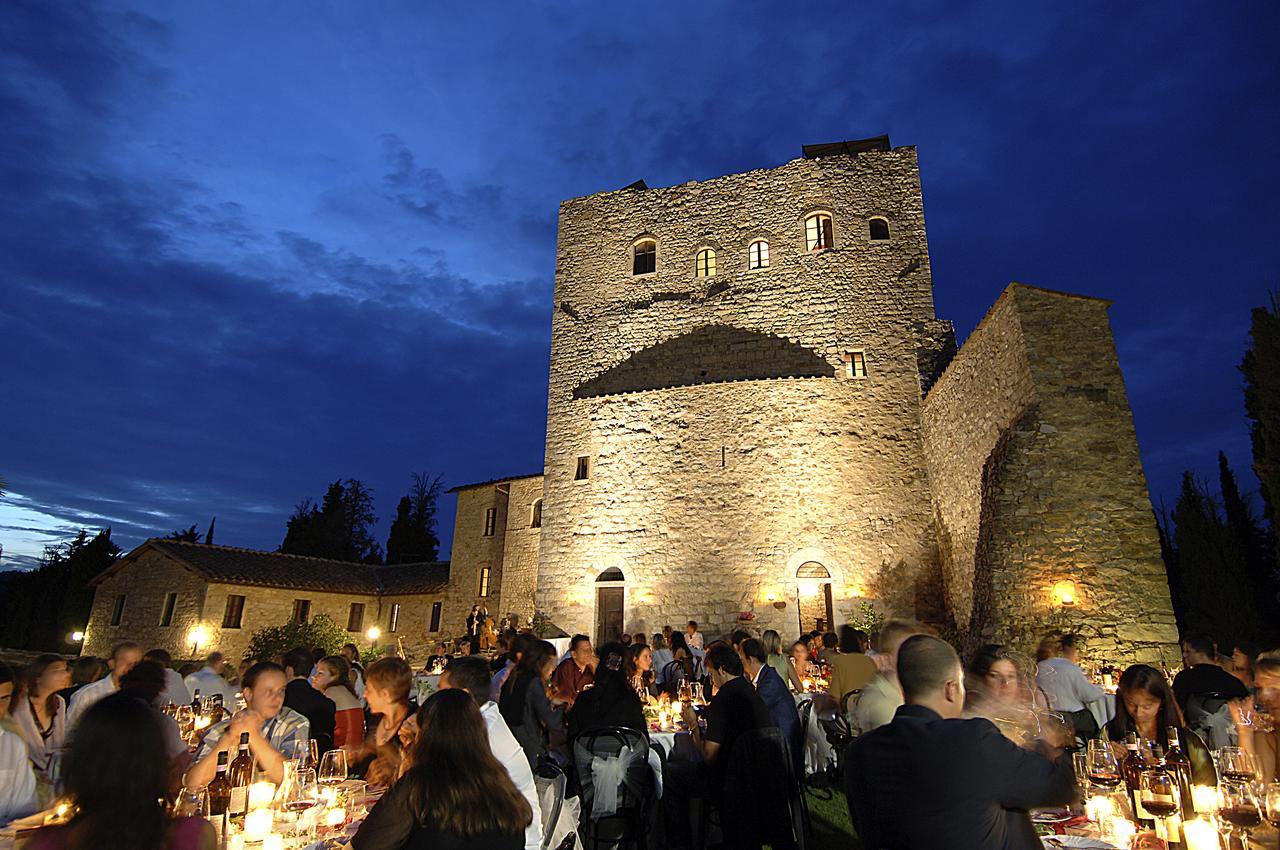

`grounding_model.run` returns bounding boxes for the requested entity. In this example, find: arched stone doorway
[796,561,834,634]
[595,567,625,647]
